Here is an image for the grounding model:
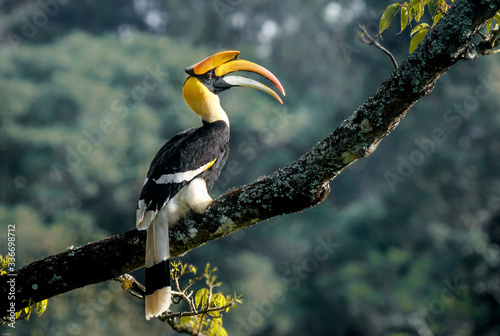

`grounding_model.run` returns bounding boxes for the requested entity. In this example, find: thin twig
[471,27,500,58]
[174,271,182,292]
[358,24,398,69]
[182,272,207,293]
[488,28,500,47]
[159,302,235,320]
[171,290,198,314]
[114,273,146,299]
[483,48,500,55]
